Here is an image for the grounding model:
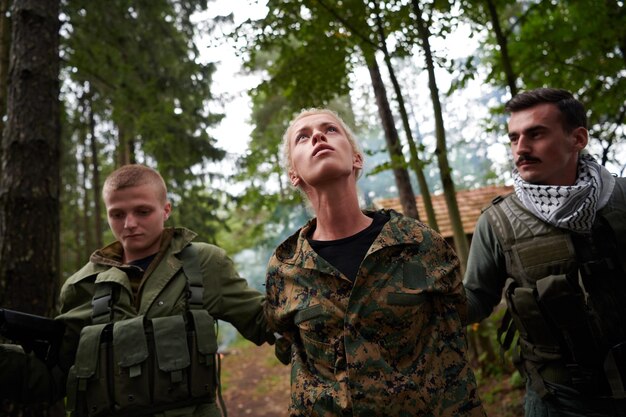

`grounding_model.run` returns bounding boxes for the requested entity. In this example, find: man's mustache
[516,155,541,164]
